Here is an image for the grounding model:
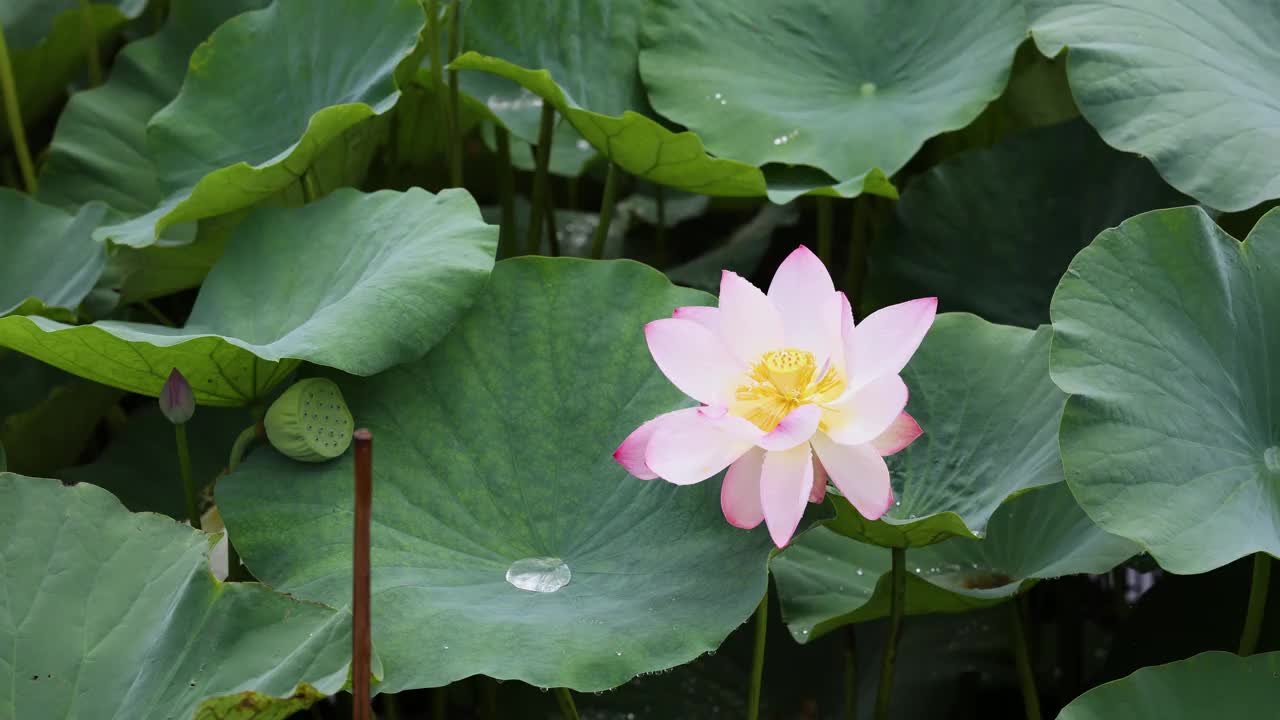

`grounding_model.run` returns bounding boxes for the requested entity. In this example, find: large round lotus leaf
[774,483,1138,642]
[868,119,1187,328]
[1057,651,1280,719]
[1029,0,1280,212]
[639,0,1024,196]
[0,188,496,406]
[218,258,775,692]
[92,0,420,248]
[0,473,354,719]
[0,0,144,141]
[1050,206,1280,574]
[828,314,1066,548]
[0,189,107,320]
